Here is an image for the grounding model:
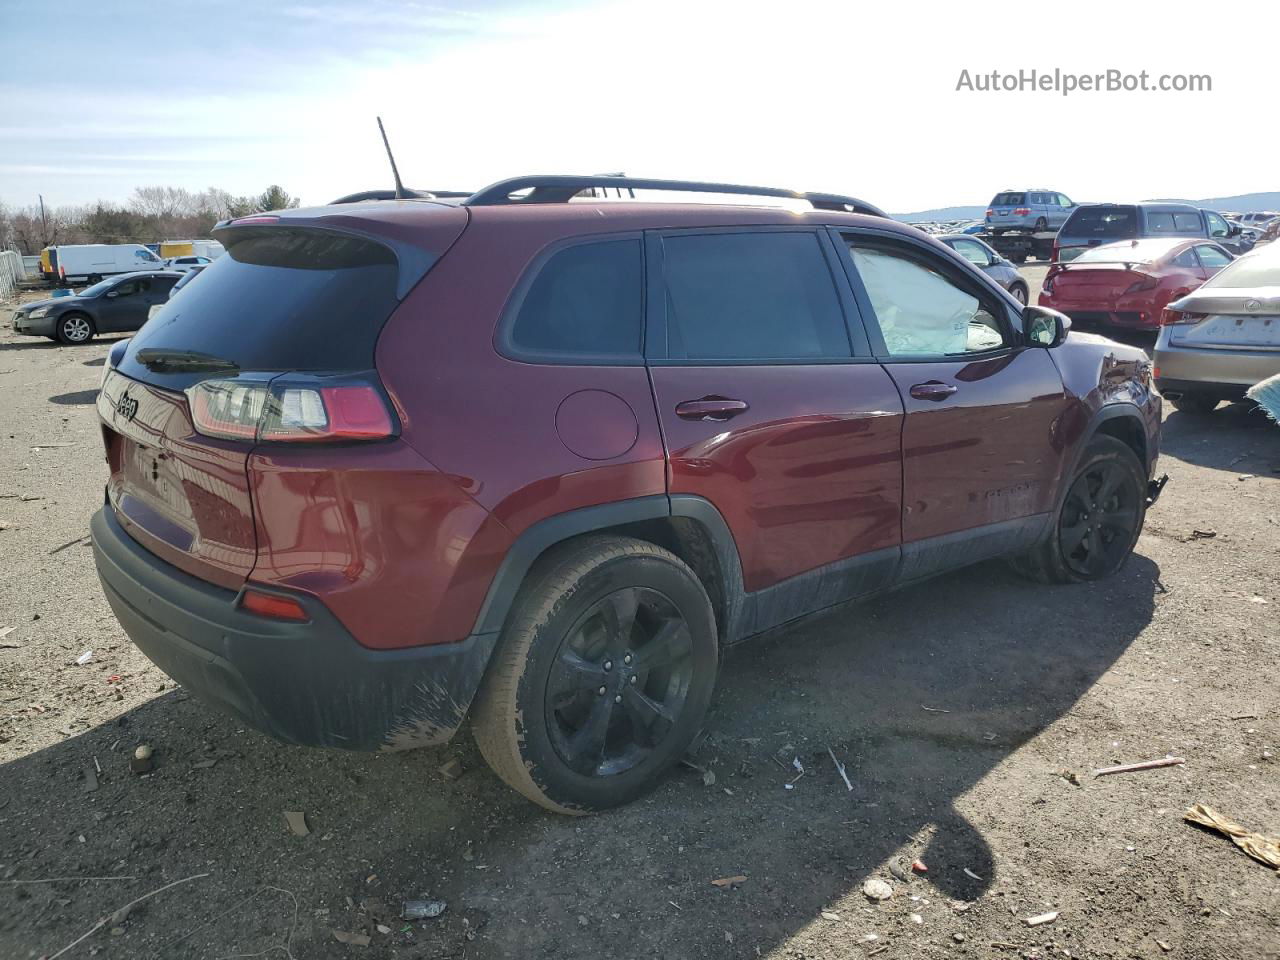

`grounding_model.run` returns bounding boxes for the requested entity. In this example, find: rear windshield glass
[1072,239,1182,265]
[992,193,1026,206]
[117,229,401,387]
[1201,247,1280,289]
[1062,205,1138,239]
